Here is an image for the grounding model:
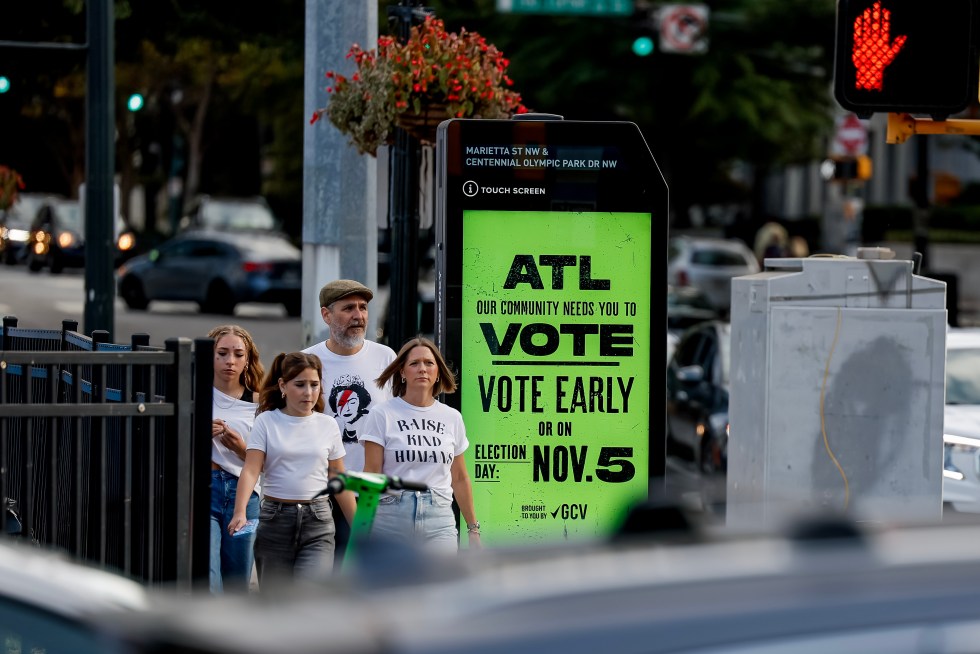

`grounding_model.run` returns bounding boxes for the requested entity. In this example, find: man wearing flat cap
[302,279,396,474]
